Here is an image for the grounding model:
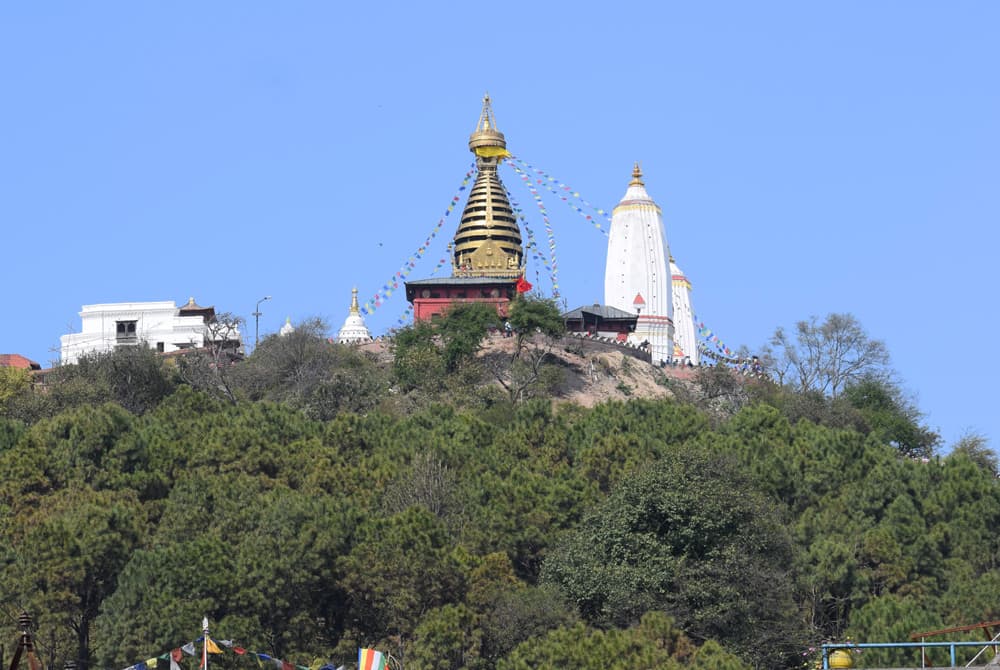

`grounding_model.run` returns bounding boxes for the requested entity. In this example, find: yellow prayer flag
[206,638,224,654]
[473,146,511,158]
